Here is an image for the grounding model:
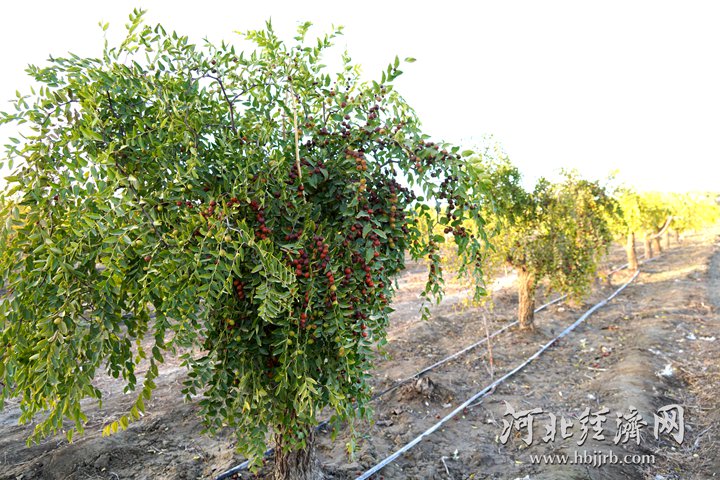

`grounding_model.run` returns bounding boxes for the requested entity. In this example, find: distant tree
[609,189,649,270]
[473,156,617,329]
[663,192,720,242]
[639,192,672,257]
